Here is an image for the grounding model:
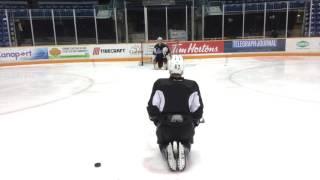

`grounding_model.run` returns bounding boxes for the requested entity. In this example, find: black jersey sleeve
[163,44,171,54]
[147,80,161,119]
[153,44,157,55]
[191,81,204,120]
